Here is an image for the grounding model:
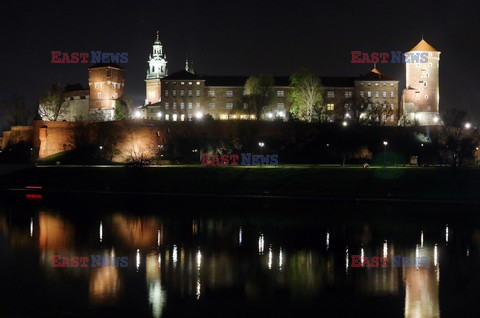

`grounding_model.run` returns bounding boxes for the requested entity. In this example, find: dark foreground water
[1,195,480,317]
